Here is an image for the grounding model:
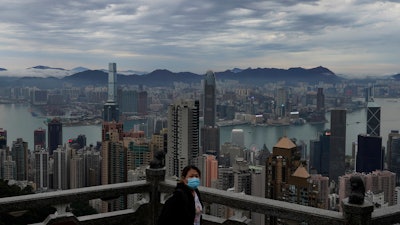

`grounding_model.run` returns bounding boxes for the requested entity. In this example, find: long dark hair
[181,165,201,179]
